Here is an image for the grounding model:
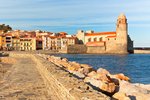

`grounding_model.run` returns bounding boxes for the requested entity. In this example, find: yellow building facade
[12,36,20,50]
[20,38,36,51]
[0,35,2,48]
